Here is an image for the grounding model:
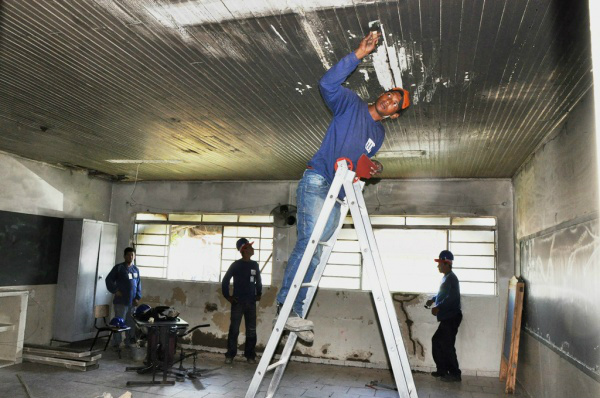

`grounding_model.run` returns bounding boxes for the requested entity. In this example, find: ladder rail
[245,166,349,398]
[301,202,350,316]
[266,333,298,398]
[266,203,350,397]
[344,174,418,398]
[246,161,419,398]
